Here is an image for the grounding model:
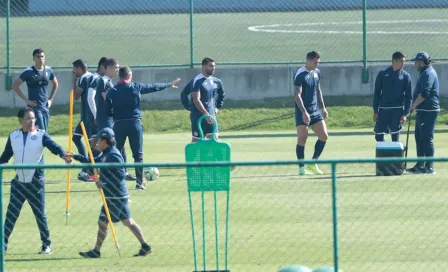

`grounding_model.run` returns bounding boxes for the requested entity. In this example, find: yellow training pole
[65,90,74,225]
[80,121,121,257]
